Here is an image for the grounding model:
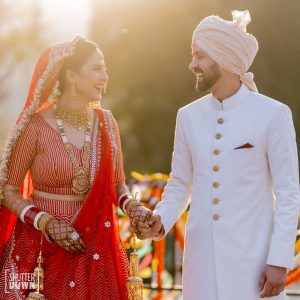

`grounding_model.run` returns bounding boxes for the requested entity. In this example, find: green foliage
[0,1,45,101]
[0,0,46,148]
[89,0,300,175]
